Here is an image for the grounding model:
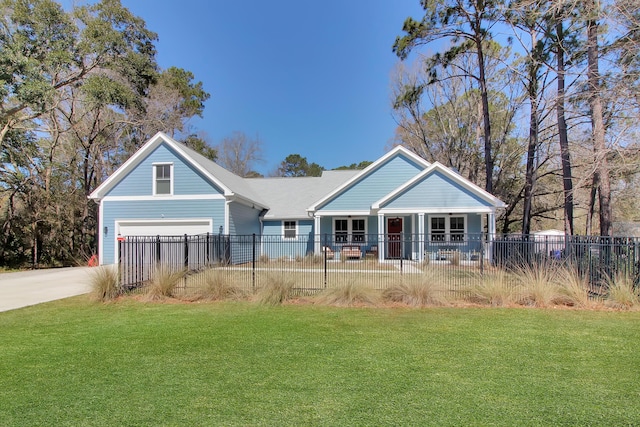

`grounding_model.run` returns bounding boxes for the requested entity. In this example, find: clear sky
[112,0,425,174]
